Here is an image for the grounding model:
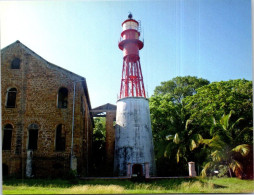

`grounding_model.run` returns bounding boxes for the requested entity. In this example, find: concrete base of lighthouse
[114,97,156,177]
